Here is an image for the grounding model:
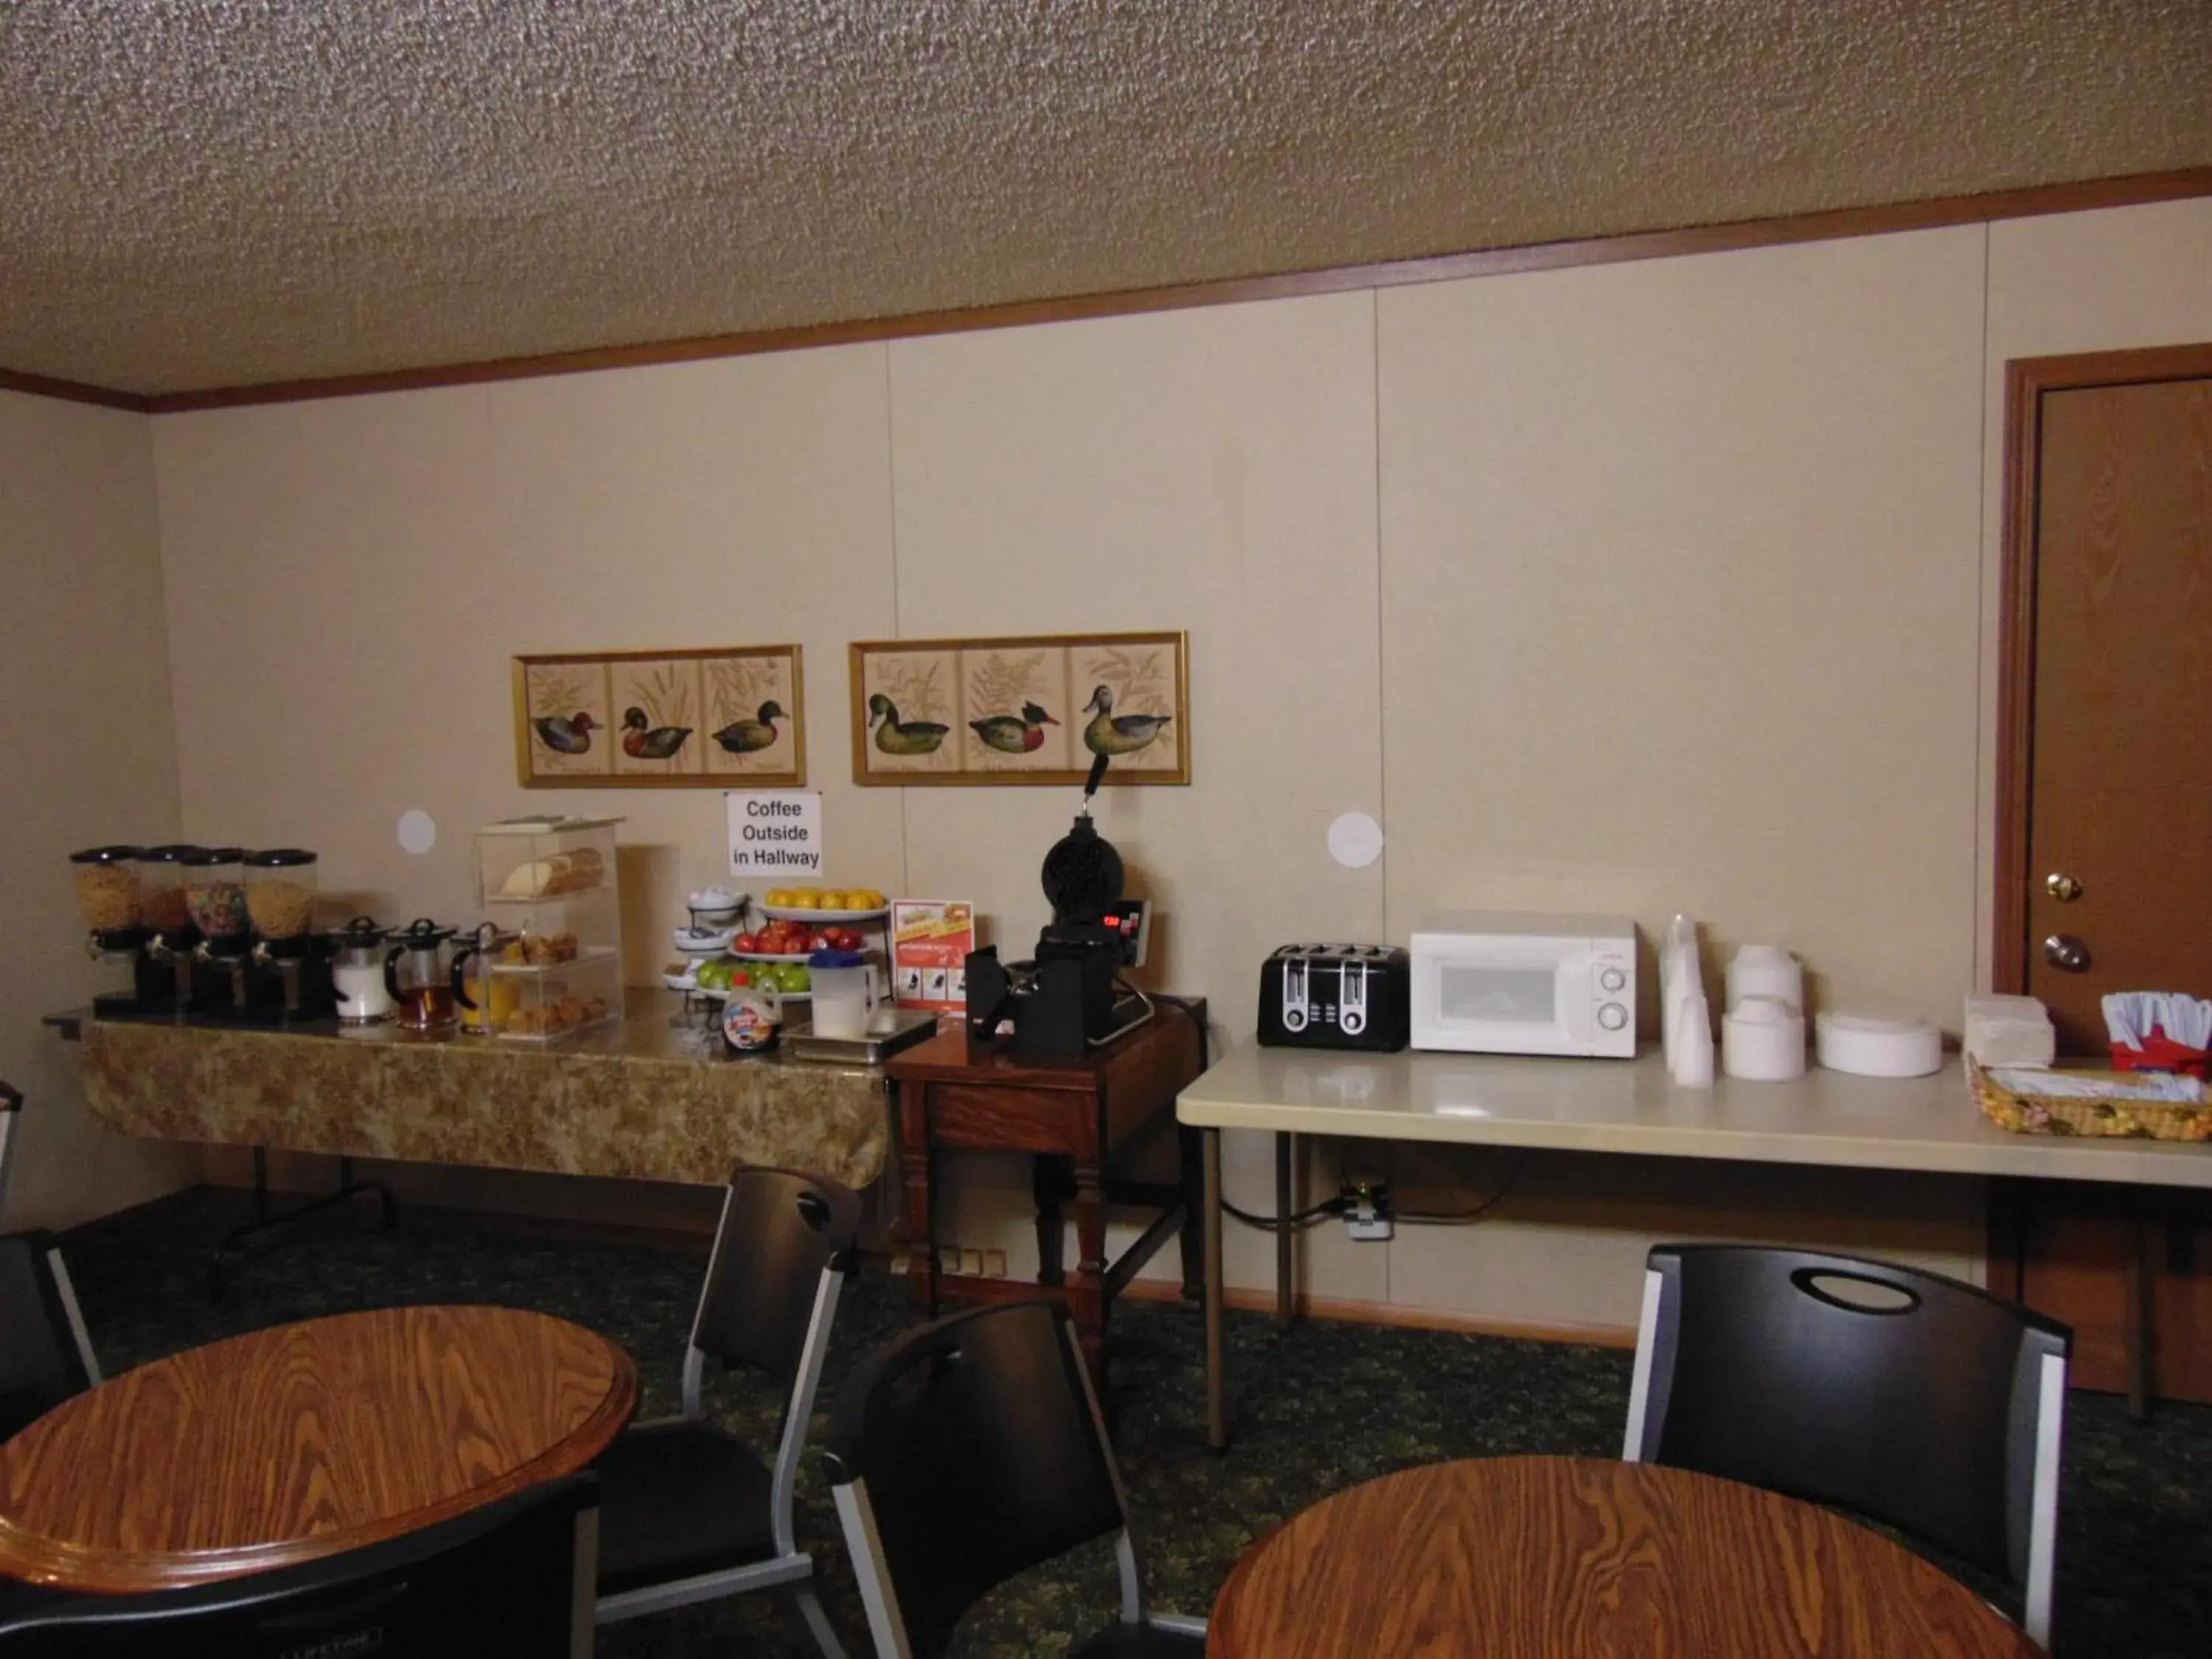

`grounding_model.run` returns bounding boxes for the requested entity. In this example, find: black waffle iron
[966,754,1152,1058]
